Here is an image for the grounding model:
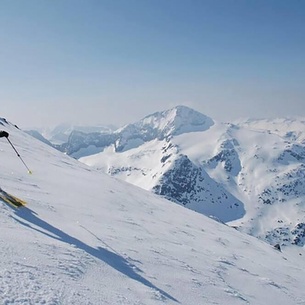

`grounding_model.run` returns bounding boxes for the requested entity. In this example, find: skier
[0,130,9,138]
[0,129,29,206]
[0,130,32,174]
